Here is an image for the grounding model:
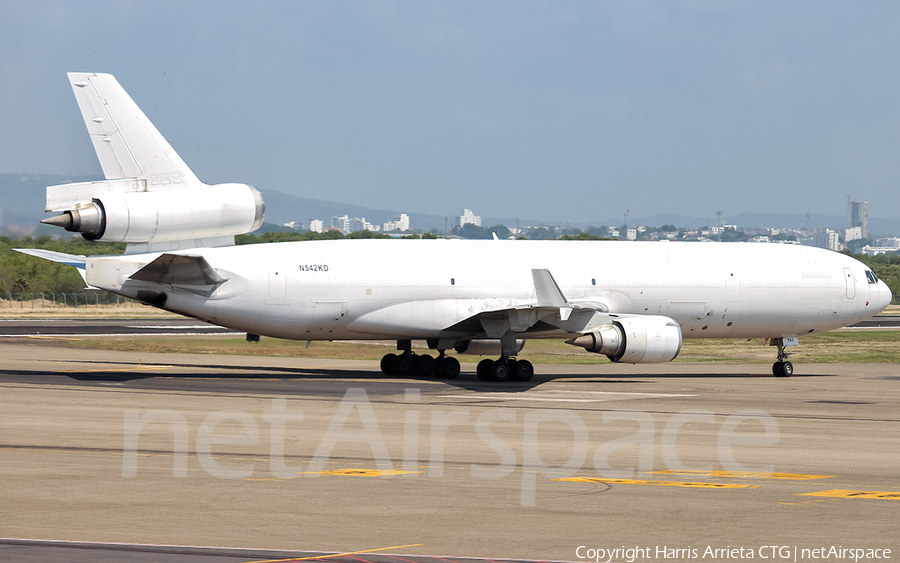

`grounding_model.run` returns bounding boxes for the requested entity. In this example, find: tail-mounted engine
[41,180,265,244]
[567,315,682,363]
